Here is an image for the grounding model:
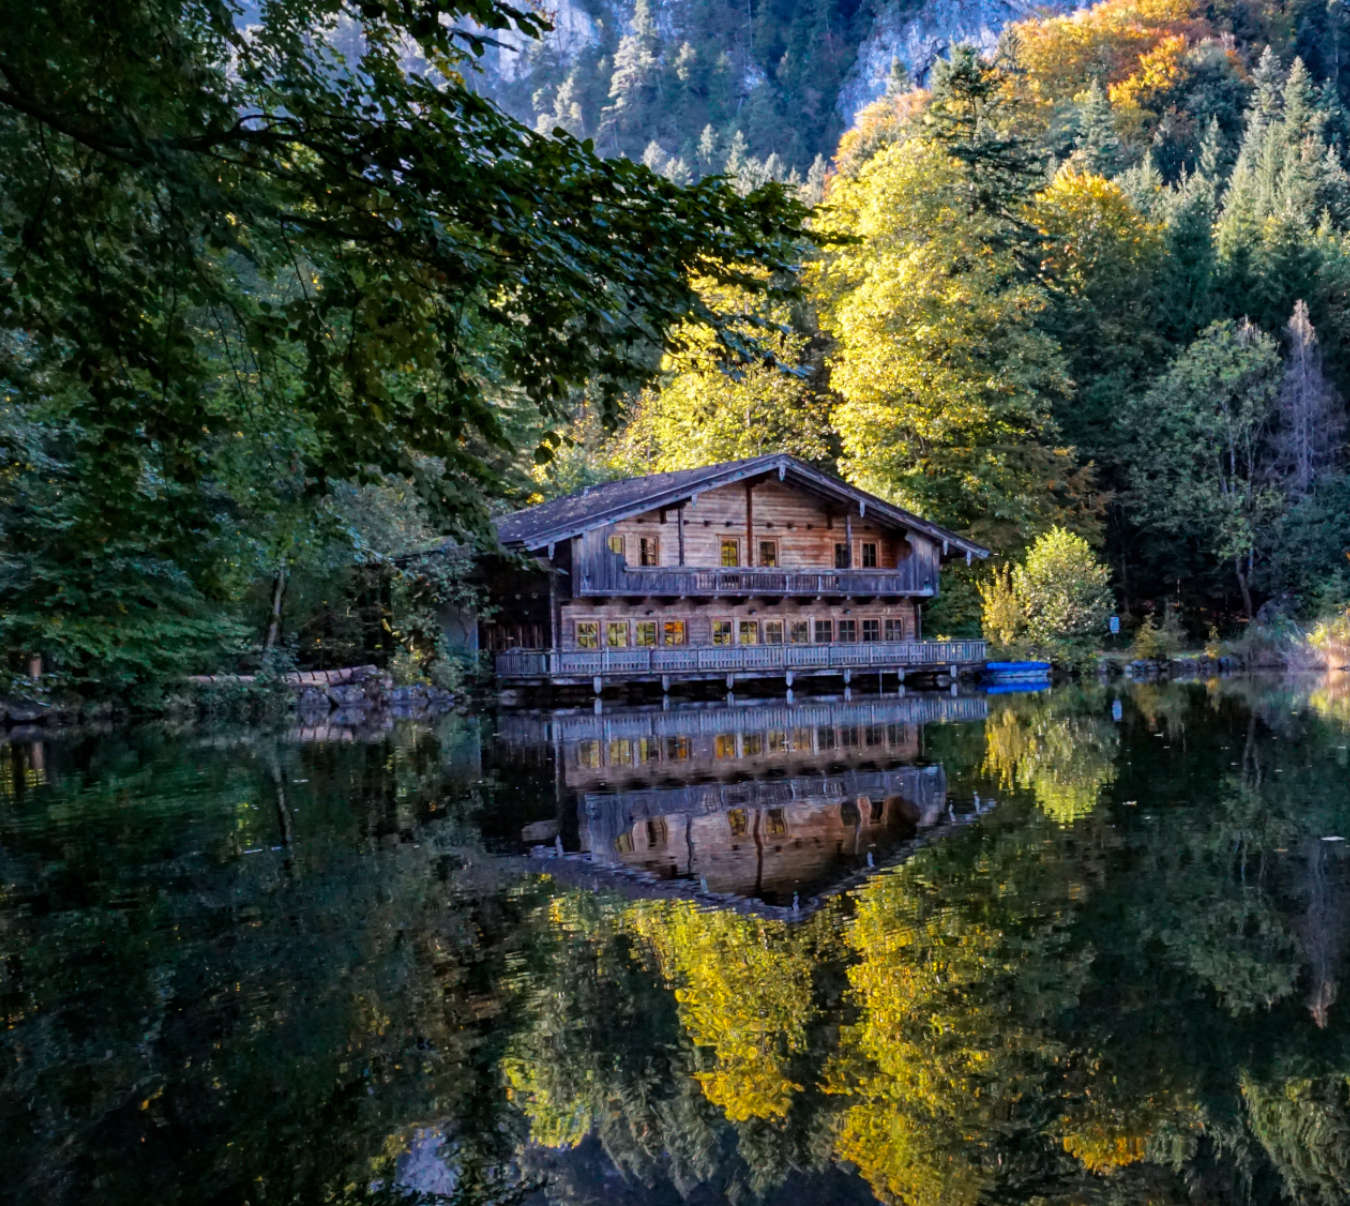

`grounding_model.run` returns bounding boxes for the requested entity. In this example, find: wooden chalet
[479,454,989,692]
